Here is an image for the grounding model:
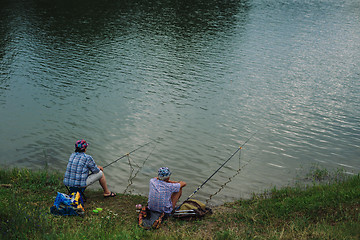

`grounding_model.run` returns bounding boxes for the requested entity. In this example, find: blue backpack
[50,192,85,216]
